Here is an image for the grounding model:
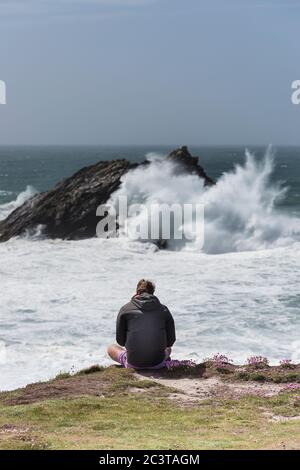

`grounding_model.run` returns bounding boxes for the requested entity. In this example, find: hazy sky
[0,0,300,145]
